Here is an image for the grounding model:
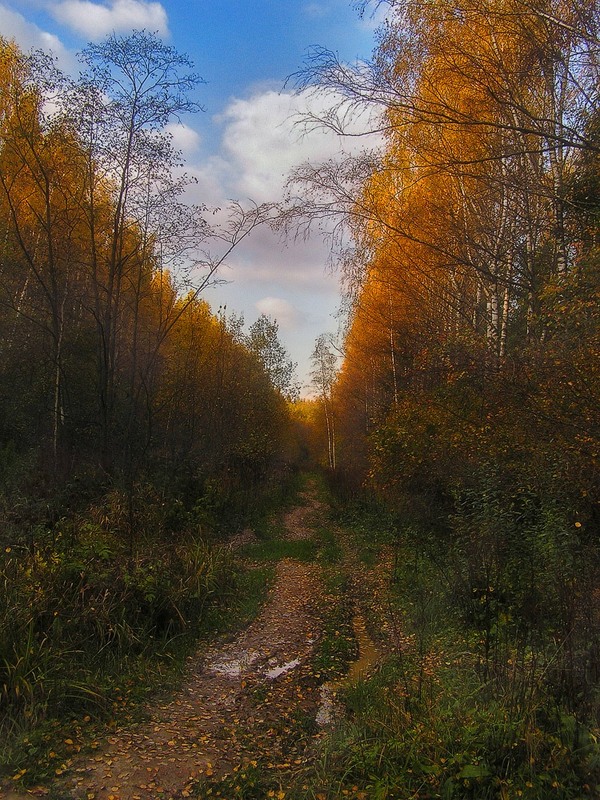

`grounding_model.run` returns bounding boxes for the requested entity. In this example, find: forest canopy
[295,0,599,517]
[0,32,291,488]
